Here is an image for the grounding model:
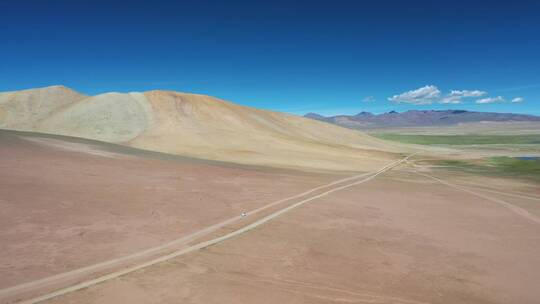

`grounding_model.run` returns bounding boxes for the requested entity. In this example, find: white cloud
[476,96,505,104]
[438,89,487,104]
[388,85,441,105]
[448,90,487,97]
[388,86,519,106]
[511,97,524,103]
[362,96,375,102]
[439,96,463,104]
